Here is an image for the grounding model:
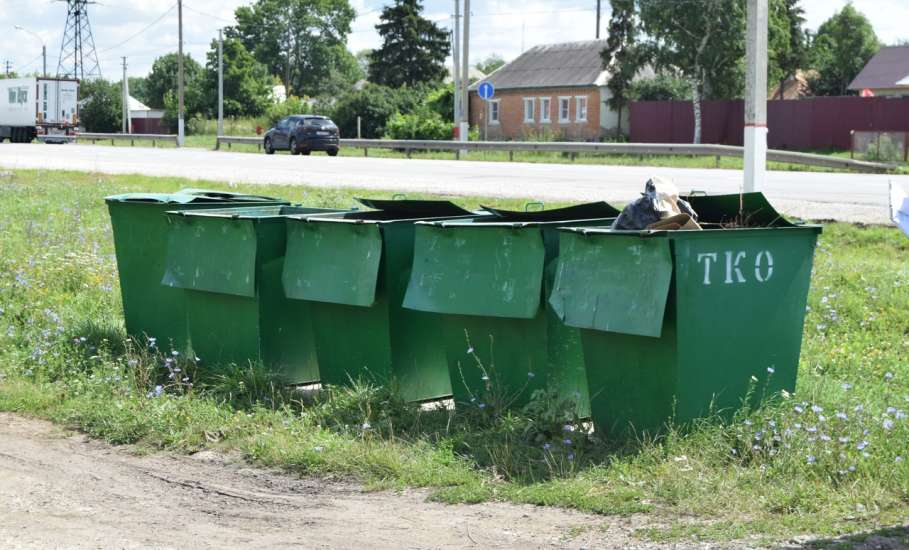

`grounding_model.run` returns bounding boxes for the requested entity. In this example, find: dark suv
[264,115,340,156]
